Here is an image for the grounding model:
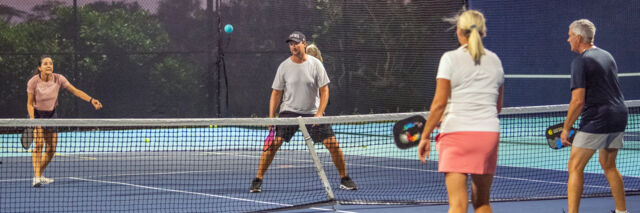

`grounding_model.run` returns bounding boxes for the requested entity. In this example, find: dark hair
[33,55,53,76]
